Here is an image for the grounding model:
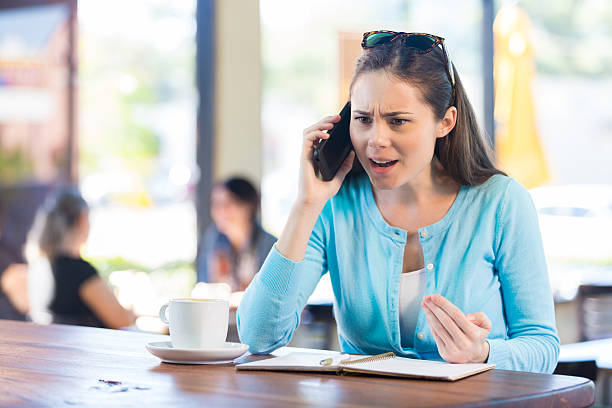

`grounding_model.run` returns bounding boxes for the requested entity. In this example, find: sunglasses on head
[361,31,455,91]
